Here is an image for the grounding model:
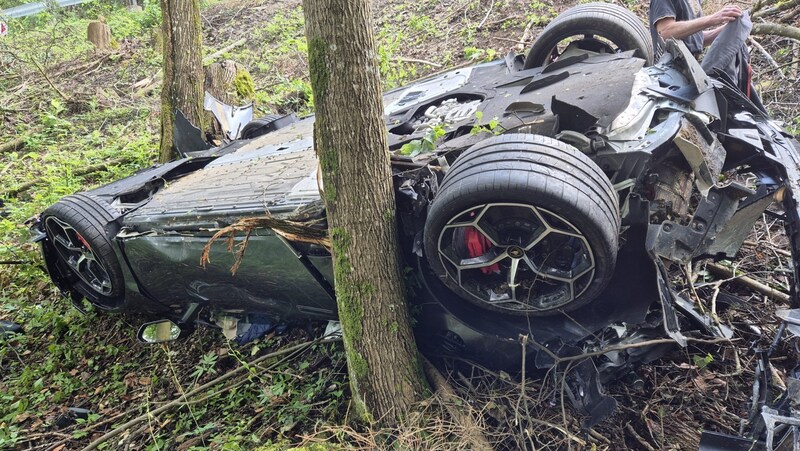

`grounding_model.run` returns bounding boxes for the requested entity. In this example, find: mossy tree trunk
[302,0,429,424]
[158,0,205,163]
